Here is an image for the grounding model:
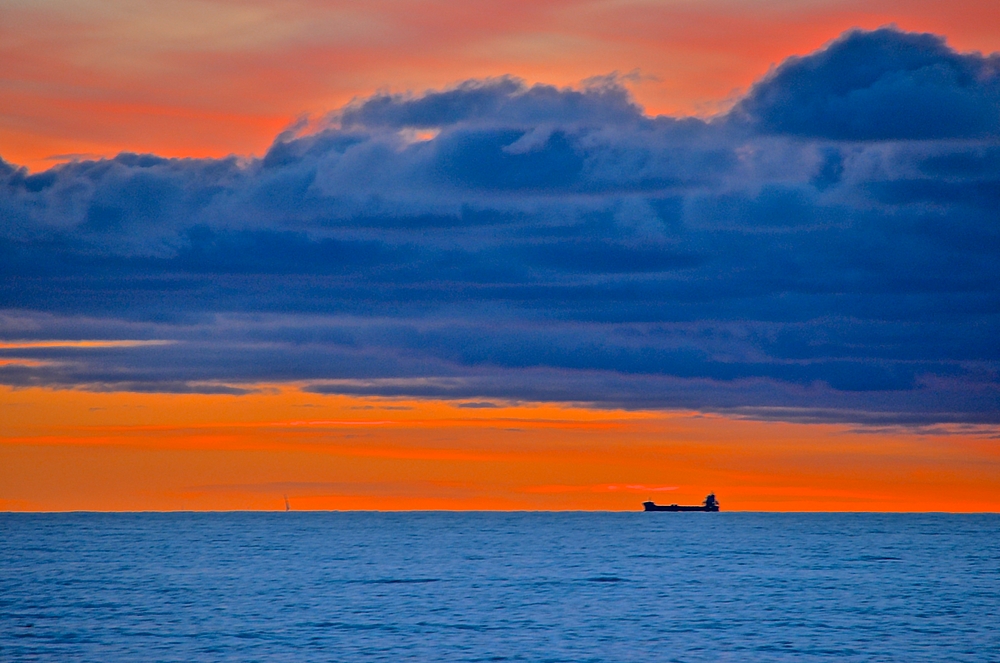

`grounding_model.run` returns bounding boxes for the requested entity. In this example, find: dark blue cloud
[733,27,1000,139]
[1,27,998,425]
[338,76,642,129]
